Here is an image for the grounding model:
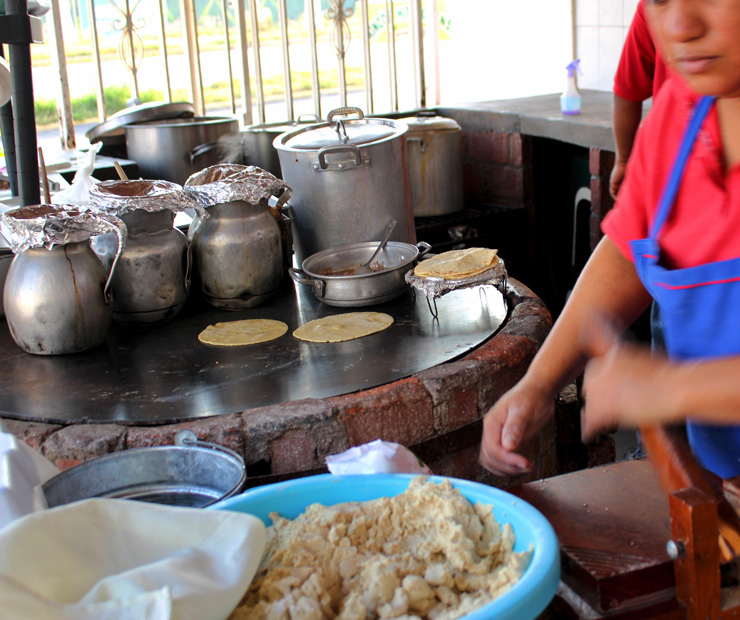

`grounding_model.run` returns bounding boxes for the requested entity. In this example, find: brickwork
[1,278,591,490]
[461,129,534,211]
